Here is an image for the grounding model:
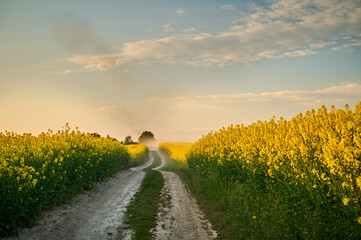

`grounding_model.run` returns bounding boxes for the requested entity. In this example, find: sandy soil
[7,153,154,240]
[152,152,217,240]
